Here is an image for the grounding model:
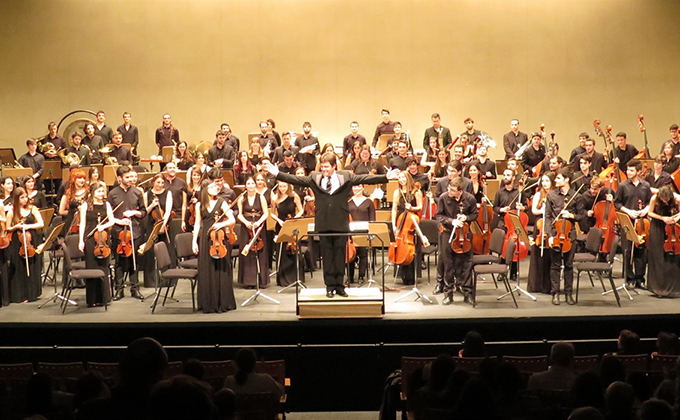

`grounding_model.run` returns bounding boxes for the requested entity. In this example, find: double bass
[634,114,650,159]
[595,120,625,191]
